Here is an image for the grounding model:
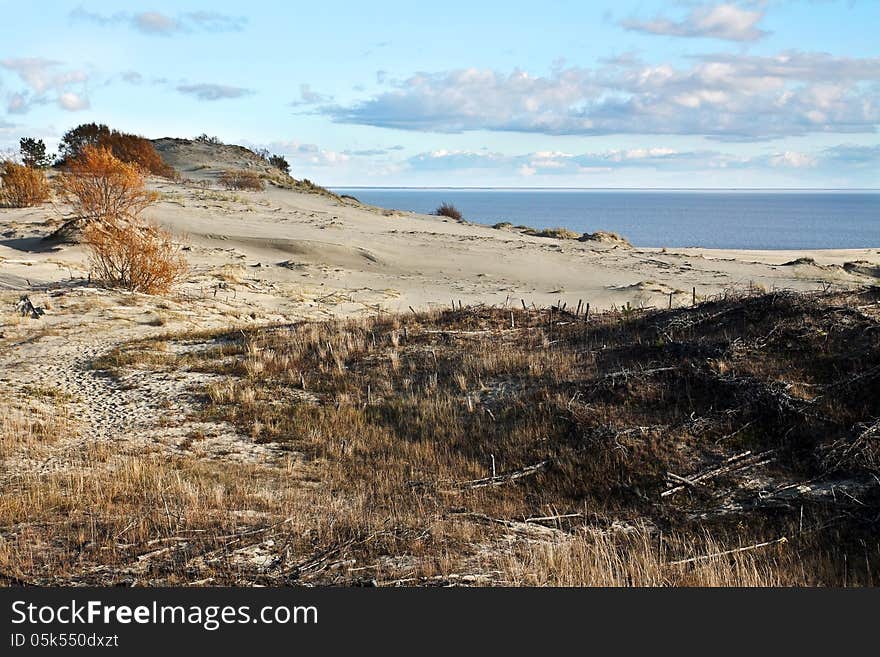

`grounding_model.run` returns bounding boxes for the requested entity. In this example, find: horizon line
[328,186,880,192]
